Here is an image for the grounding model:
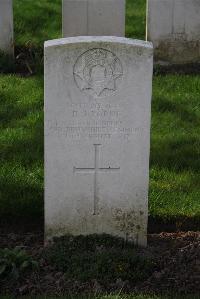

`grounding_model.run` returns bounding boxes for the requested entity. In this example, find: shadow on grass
[0,76,44,225]
[0,52,15,73]
[0,129,43,228]
[0,46,44,75]
[0,133,43,223]
[1,122,43,166]
[0,74,199,230]
[0,181,43,221]
[148,215,200,233]
[151,96,200,173]
[0,79,43,127]
[153,97,200,126]
[150,135,200,172]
